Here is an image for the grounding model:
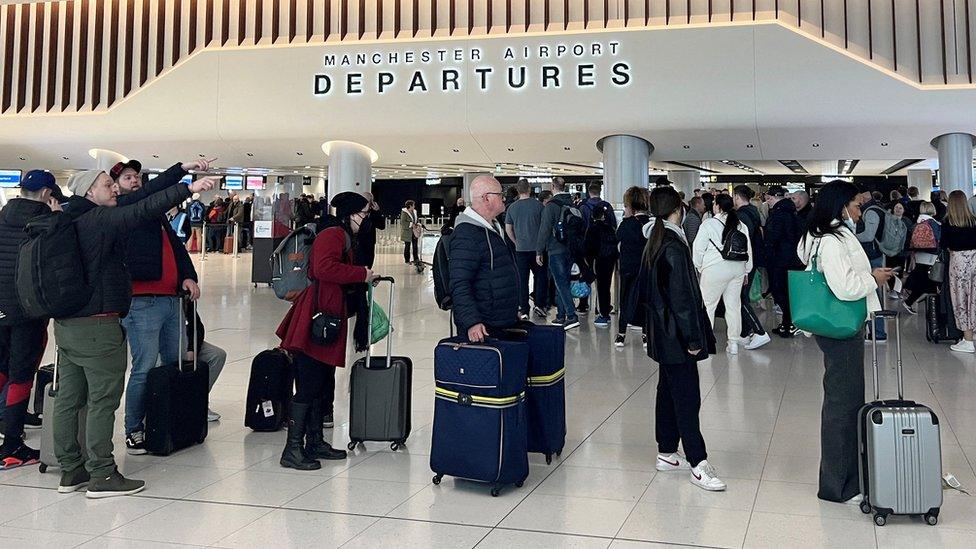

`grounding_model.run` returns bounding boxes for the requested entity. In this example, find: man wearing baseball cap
[108,158,212,456]
[763,185,803,337]
[52,166,217,498]
[0,171,63,469]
